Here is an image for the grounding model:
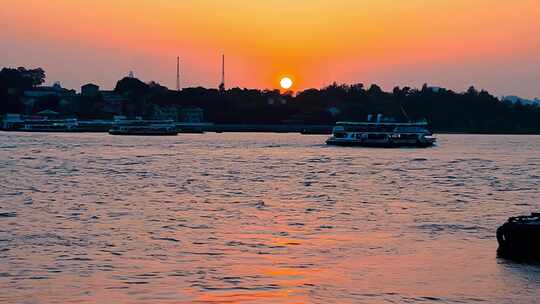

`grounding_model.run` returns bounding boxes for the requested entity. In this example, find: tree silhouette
[1,66,540,133]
